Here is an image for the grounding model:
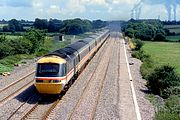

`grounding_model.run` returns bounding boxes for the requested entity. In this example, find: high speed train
[34,30,110,94]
